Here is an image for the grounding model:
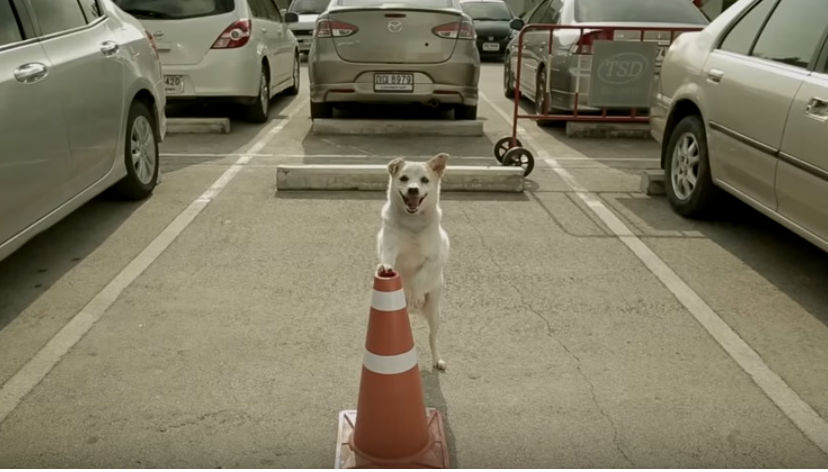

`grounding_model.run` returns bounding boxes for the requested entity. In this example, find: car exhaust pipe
[425,98,440,108]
